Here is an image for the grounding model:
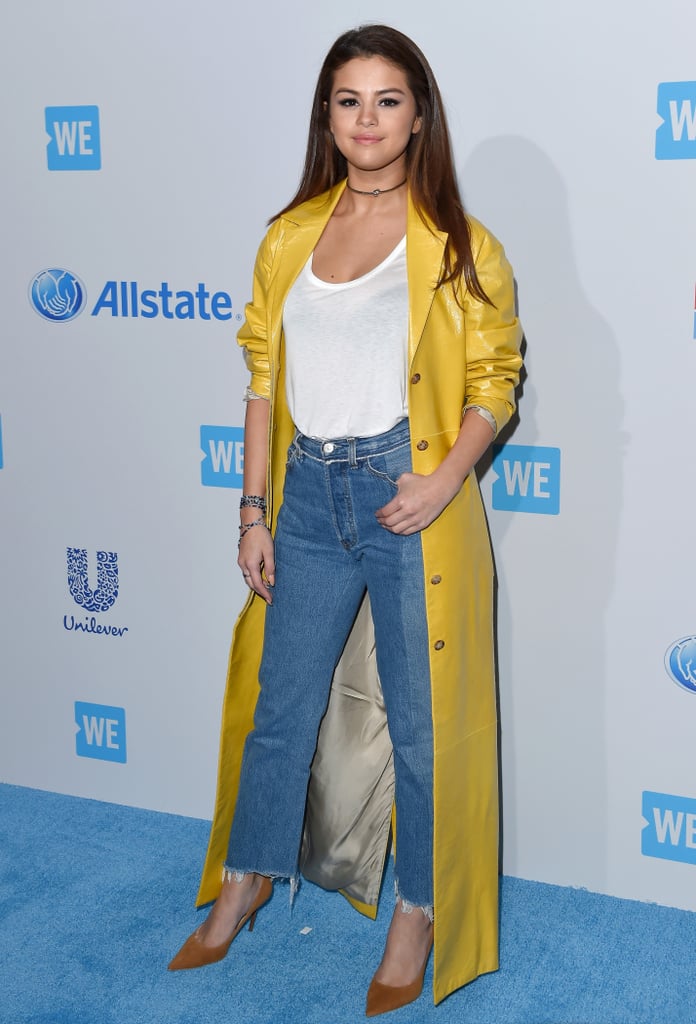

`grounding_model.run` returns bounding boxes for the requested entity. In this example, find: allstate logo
[30,268,86,323]
[664,636,696,695]
[67,548,119,612]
